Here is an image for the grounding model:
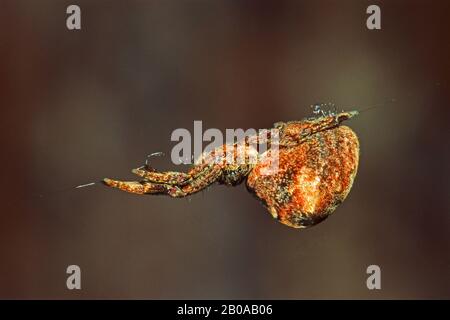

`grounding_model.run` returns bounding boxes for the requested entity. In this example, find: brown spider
[103,109,359,228]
